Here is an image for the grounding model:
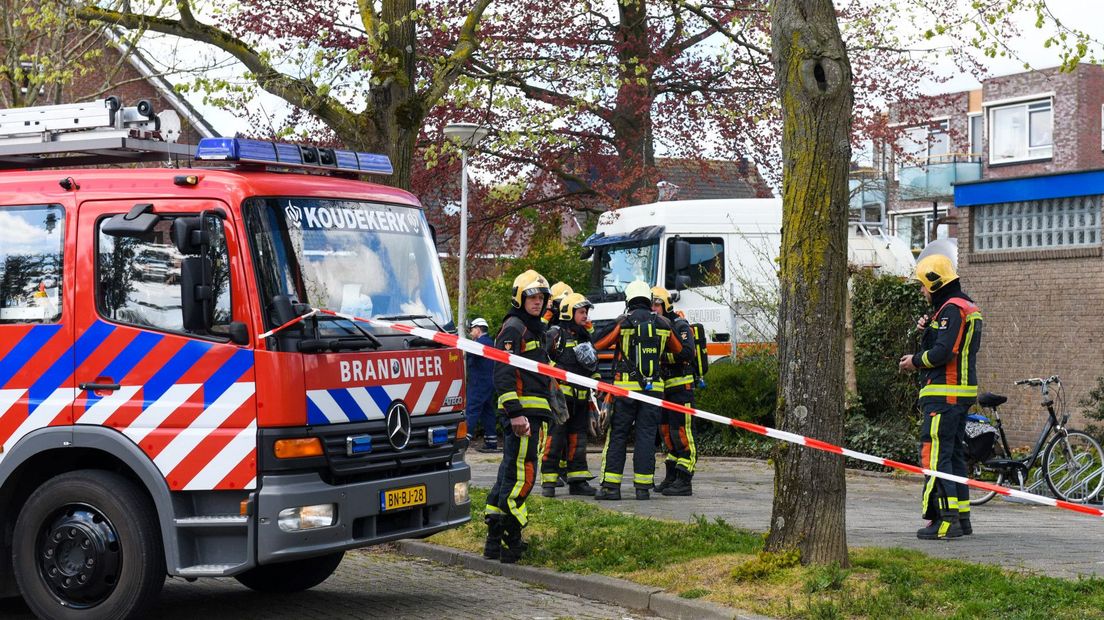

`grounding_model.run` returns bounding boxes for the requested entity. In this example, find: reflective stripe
[683,413,697,472]
[921,351,931,368]
[960,315,980,388]
[633,473,654,485]
[523,340,540,352]
[959,499,971,514]
[919,384,978,398]
[603,472,623,484]
[541,472,560,483]
[566,470,592,480]
[485,505,504,515]
[665,375,694,388]
[614,377,666,392]
[519,396,551,410]
[921,414,941,515]
[599,421,613,481]
[497,391,519,408]
[506,434,531,525]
